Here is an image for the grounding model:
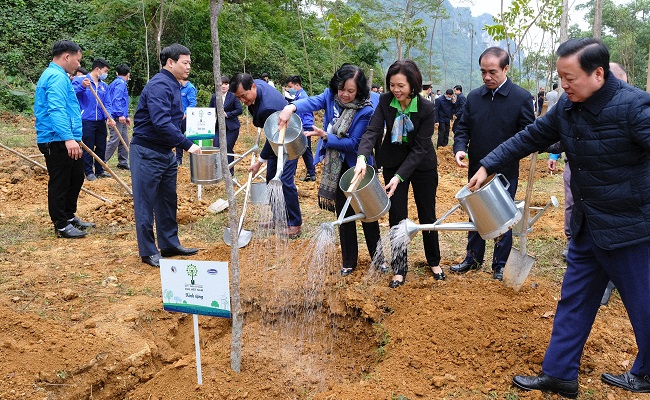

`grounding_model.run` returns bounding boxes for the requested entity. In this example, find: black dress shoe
[142,254,161,268]
[341,267,355,276]
[601,371,650,393]
[493,265,504,281]
[512,373,578,398]
[69,216,96,230]
[97,171,112,178]
[433,271,446,281]
[117,164,130,170]
[160,246,199,257]
[55,224,88,239]
[450,260,481,274]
